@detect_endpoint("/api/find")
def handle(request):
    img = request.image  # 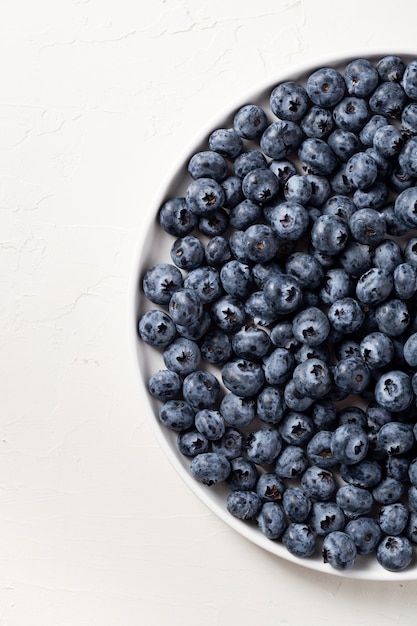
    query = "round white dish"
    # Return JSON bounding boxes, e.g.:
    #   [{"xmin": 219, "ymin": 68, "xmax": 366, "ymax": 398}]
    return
[{"xmin": 129, "ymin": 51, "xmax": 417, "ymax": 580}]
